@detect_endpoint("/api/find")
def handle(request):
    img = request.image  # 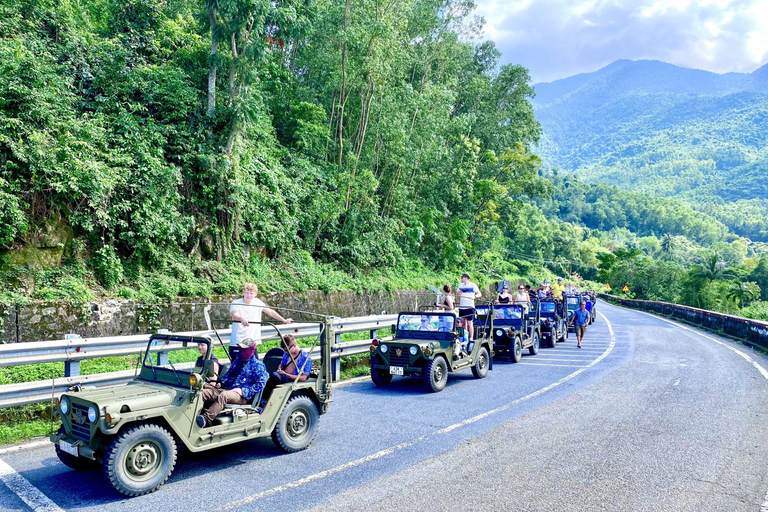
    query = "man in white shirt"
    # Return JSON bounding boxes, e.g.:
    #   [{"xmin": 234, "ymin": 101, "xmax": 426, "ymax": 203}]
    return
[
  {"xmin": 456, "ymin": 273, "xmax": 481, "ymax": 342},
  {"xmin": 230, "ymin": 283, "xmax": 293, "ymax": 360}
]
